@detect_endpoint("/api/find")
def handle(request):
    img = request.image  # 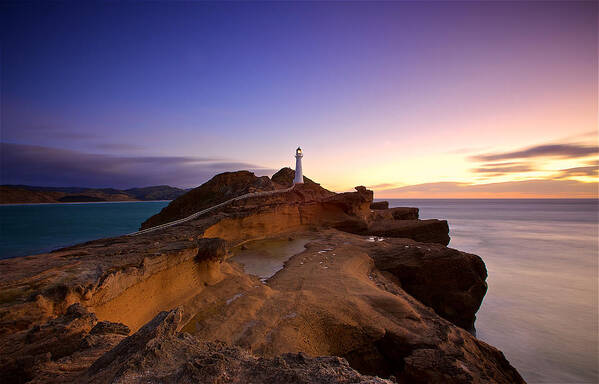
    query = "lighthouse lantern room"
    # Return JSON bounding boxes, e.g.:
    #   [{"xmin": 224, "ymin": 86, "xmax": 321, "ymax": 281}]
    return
[{"xmin": 294, "ymin": 147, "xmax": 304, "ymax": 184}]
